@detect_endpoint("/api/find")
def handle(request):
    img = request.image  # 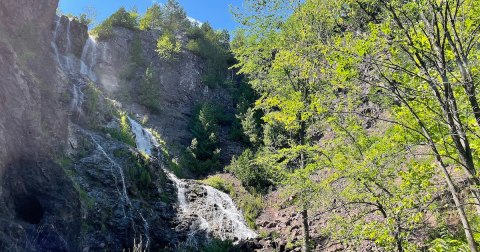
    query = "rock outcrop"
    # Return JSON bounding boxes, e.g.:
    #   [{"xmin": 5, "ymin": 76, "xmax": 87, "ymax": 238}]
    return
[
  {"xmin": 0, "ymin": 1, "xmax": 81, "ymax": 251},
  {"xmin": 0, "ymin": 0, "xmax": 68, "ymax": 176},
  {"xmin": 90, "ymin": 26, "xmax": 234, "ymax": 152},
  {"xmin": 0, "ymin": 1, "xmax": 256, "ymax": 251}
]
